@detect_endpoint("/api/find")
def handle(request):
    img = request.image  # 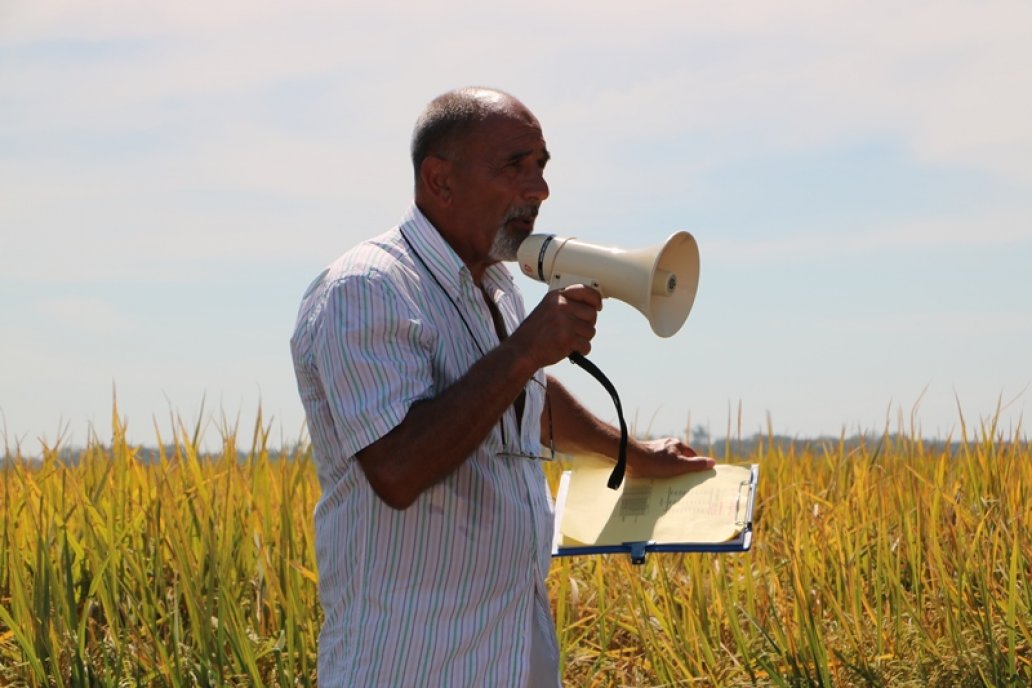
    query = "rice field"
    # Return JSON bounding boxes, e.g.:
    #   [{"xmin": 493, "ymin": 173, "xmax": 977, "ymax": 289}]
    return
[{"xmin": 1, "ymin": 408, "xmax": 1029, "ymax": 686}]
